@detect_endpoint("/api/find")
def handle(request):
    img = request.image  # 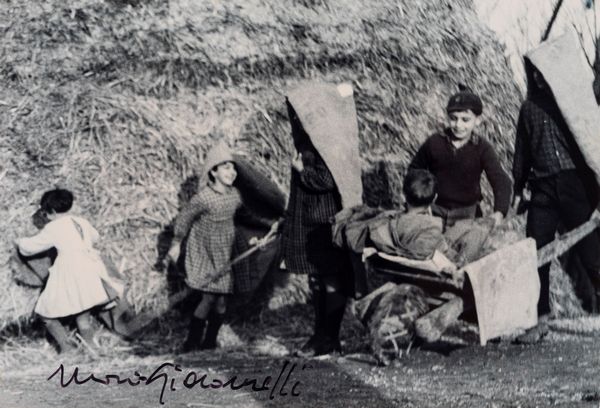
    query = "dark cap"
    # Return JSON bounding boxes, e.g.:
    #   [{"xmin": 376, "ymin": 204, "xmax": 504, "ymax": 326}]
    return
[{"xmin": 446, "ymin": 85, "xmax": 483, "ymax": 116}]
